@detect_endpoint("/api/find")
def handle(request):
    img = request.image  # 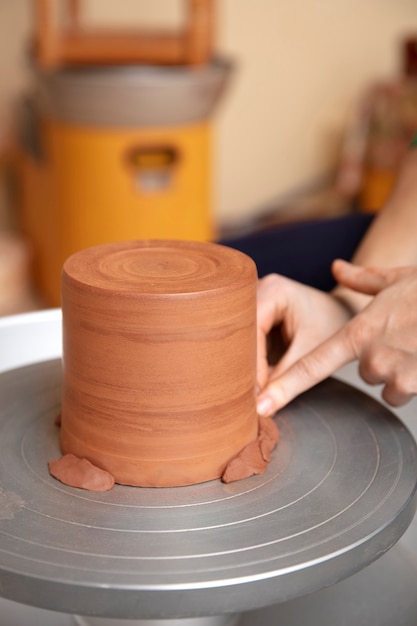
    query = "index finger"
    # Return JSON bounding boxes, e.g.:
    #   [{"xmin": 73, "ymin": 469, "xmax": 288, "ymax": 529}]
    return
[{"xmin": 256, "ymin": 324, "xmax": 358, "ymax": 414}]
